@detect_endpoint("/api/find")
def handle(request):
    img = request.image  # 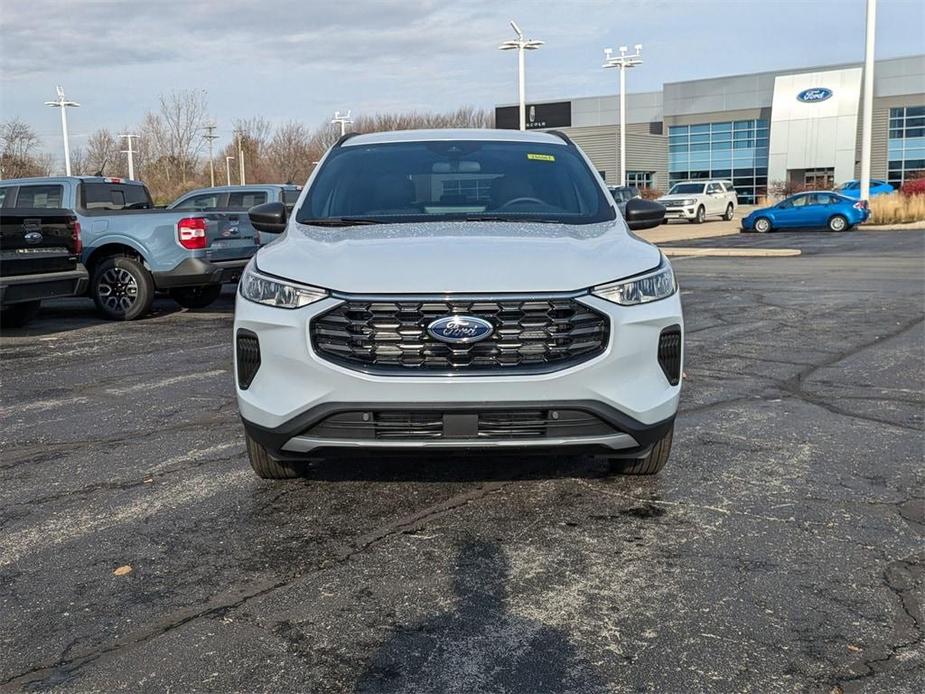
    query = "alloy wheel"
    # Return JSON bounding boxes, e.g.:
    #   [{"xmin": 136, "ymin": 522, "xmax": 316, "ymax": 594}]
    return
[{"xmin": 96, "ymin": 268, "xmax": 139, "ymax": 312}]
